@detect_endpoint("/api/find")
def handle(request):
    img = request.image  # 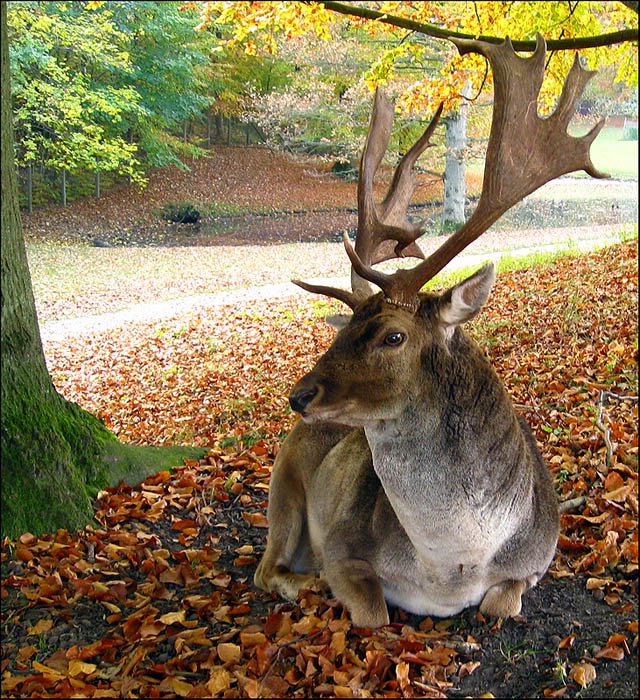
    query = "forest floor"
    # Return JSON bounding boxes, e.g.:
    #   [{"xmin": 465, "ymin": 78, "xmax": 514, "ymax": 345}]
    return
[{"xmin": 2, "ymin": 147, "xmax": 638, "ymax": 698}]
